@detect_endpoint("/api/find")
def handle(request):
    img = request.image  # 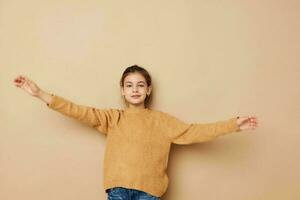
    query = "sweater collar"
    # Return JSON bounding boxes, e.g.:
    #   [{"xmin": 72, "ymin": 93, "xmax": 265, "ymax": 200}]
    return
[{"xmin": 124, "ymin": 106, "xmax": 150, "ymax": 114}]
